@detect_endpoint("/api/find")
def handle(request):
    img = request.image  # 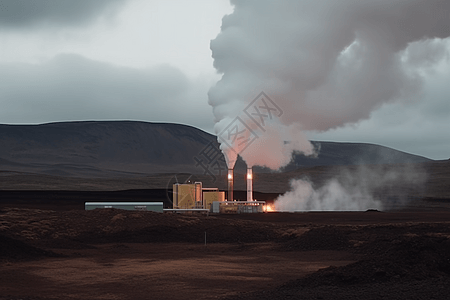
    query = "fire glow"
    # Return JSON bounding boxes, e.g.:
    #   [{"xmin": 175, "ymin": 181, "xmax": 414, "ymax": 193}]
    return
[{"xmin": 264, "ymin": 204, "xmax": 275, "ymax": 212}]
